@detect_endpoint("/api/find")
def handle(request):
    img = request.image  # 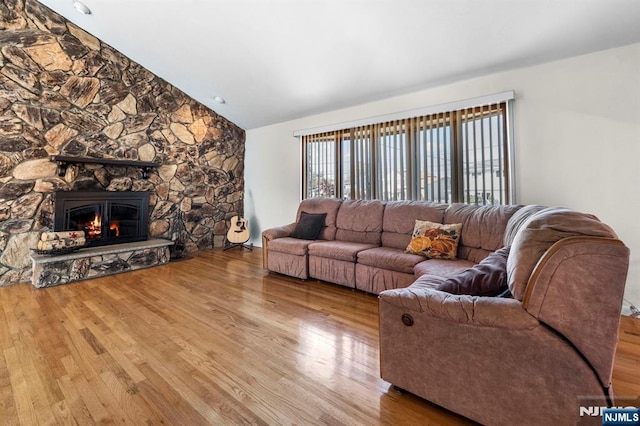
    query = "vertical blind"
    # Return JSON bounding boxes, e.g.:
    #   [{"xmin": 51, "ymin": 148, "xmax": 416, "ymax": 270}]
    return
[
  {"xmin": 301, "ymin": 95, "xmax": 513, "ymax": 205},
  {"xmin": 302, "ymin": 132, "xmax": 337, "ymax": 198}
]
